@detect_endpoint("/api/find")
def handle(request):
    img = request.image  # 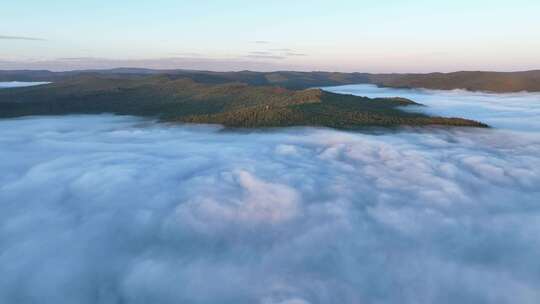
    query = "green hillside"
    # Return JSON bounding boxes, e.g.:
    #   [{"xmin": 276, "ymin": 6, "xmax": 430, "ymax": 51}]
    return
[
  {"xmin": 0, "ymin": 75, "xmax": 487, "ymax": 129},
  {"xmin": 2, "ymin": 69, "xmax": 540, "ymax": 92}
]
